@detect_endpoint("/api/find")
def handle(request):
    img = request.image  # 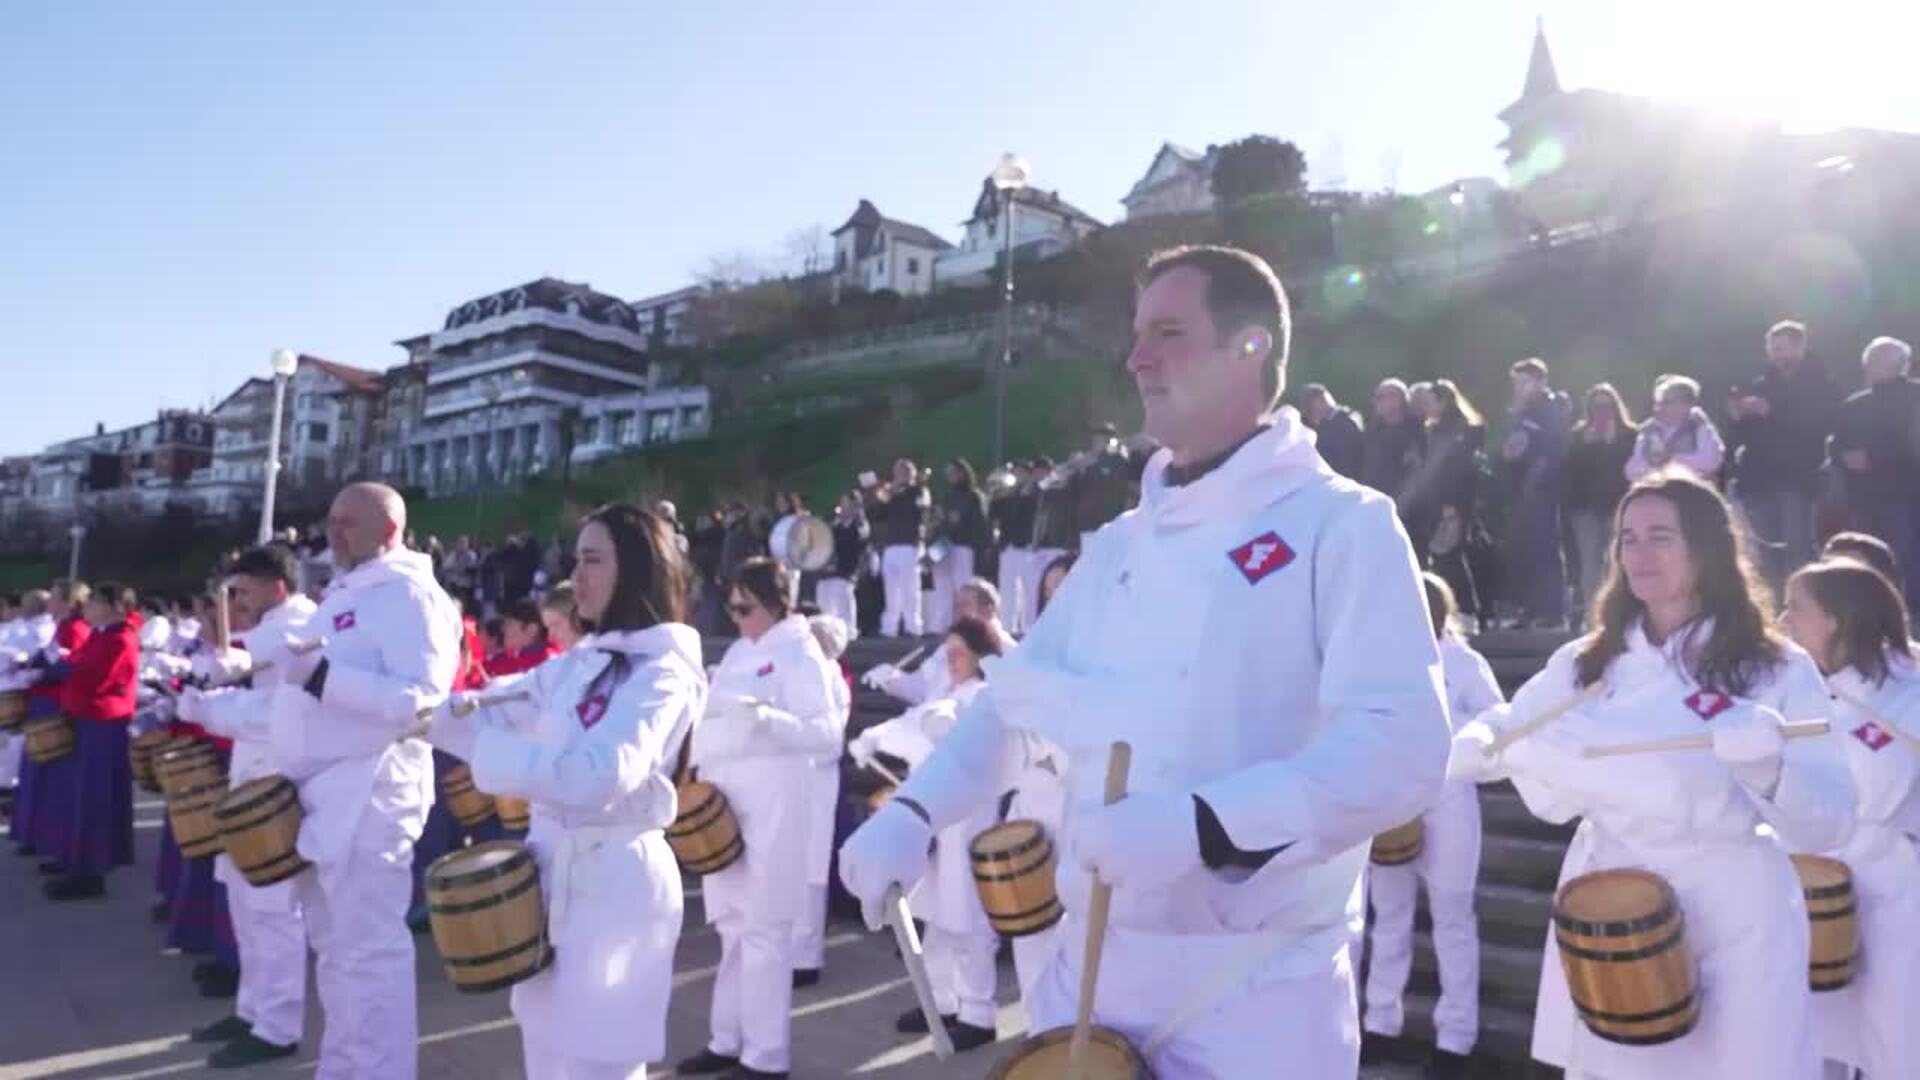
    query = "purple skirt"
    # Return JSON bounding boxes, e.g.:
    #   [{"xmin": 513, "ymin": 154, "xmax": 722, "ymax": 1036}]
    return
[
  {"xmin": 154, "ymin": 814, "xmax": 182, "ymax": 899},
  {"xmin": 7, "ymin": 696, "xmax": 60, "ymax": 852},
  {"xmin": 34, "ymin": 719, "xmax": 134, "ymax": 874},
  {"xmin": 167, "ymin": 849, "xmax": 237, "ymax": 967}
]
